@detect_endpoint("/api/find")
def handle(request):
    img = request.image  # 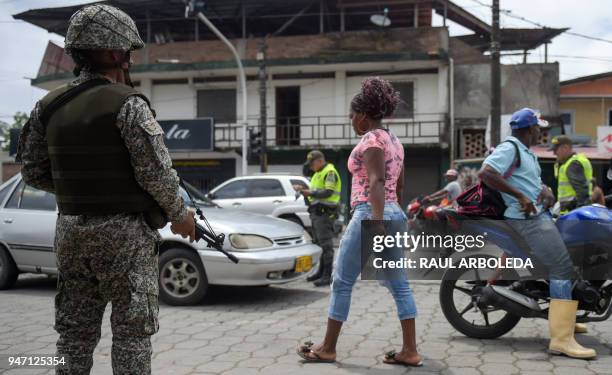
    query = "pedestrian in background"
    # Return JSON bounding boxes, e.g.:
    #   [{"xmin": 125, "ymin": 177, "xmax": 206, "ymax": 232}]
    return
[
  {"xmin": 297, "ymin": 77, "xmax": 422, "ymax": 367},
  {"xmin": 295, "ymin": 150, "xmax": 341, "ymax": 287},
  {"xmin": 551, "ymin": 135, "xmax": 594, "ymax": 214},
  {"xmin": 424, "ymin": 169, "xmax": 462, "ymax": 207},
  {"xmin": 17, "ymin": 4, "xmax": 195, "ymax": 374}
]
